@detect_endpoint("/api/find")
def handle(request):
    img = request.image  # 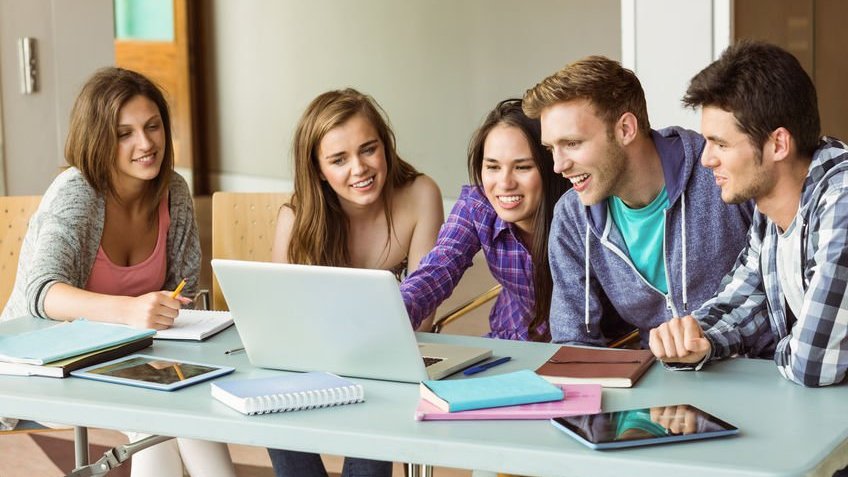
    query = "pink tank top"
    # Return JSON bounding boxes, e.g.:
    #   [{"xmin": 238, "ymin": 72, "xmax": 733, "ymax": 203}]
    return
[{"xmin": 85, "ymin": 194, "xmax": 170, "ymax": 297}]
